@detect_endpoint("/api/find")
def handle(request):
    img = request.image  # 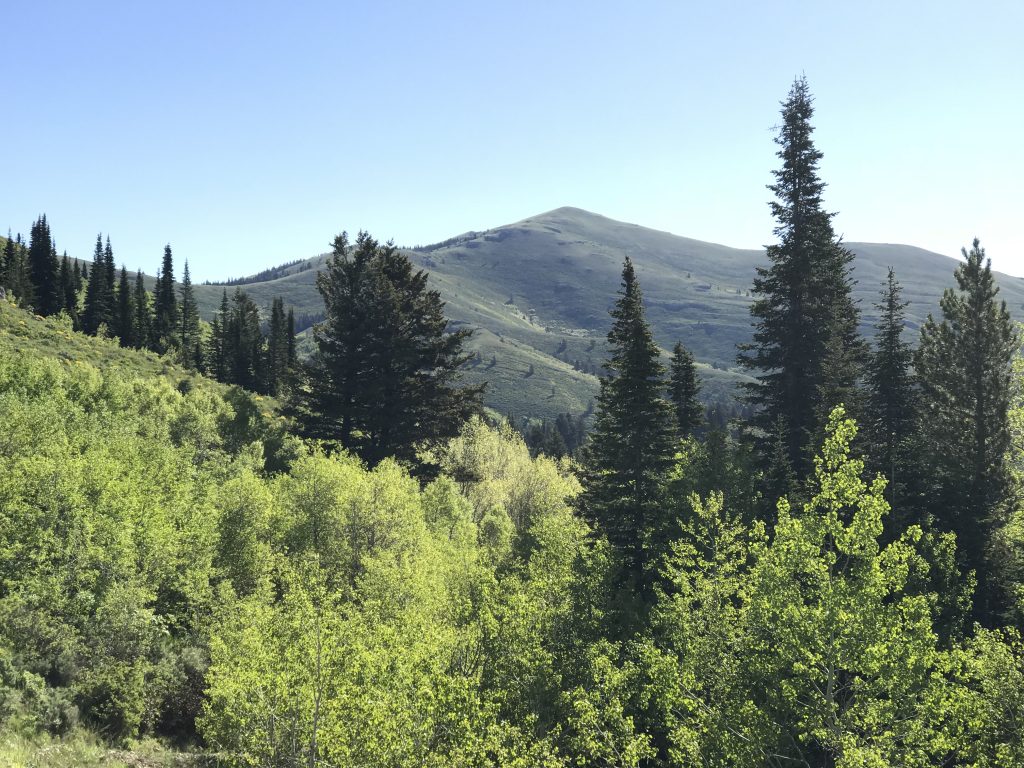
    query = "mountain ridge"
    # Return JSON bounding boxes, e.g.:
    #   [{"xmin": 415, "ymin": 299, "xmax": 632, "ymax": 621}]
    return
[{"xmin": 182, "ymin": 207, "xmax": 1024, "ymax": 422}]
